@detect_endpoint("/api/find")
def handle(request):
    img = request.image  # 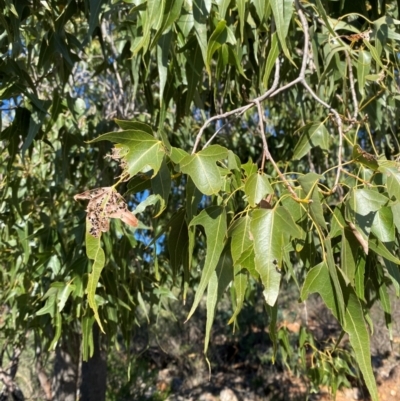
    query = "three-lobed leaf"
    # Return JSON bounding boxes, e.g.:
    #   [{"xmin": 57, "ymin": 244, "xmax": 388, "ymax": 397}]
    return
[
  {"xmin": 250, "ymin": 206, "xmax": 300, "ymax": 306},
  {"xmin": 187, "ymin": 206, "xmax": 227, "ymax": 320},
  {"xmin": 180, "ymin": 145, "xmax": 228, "ymax": 195}
]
